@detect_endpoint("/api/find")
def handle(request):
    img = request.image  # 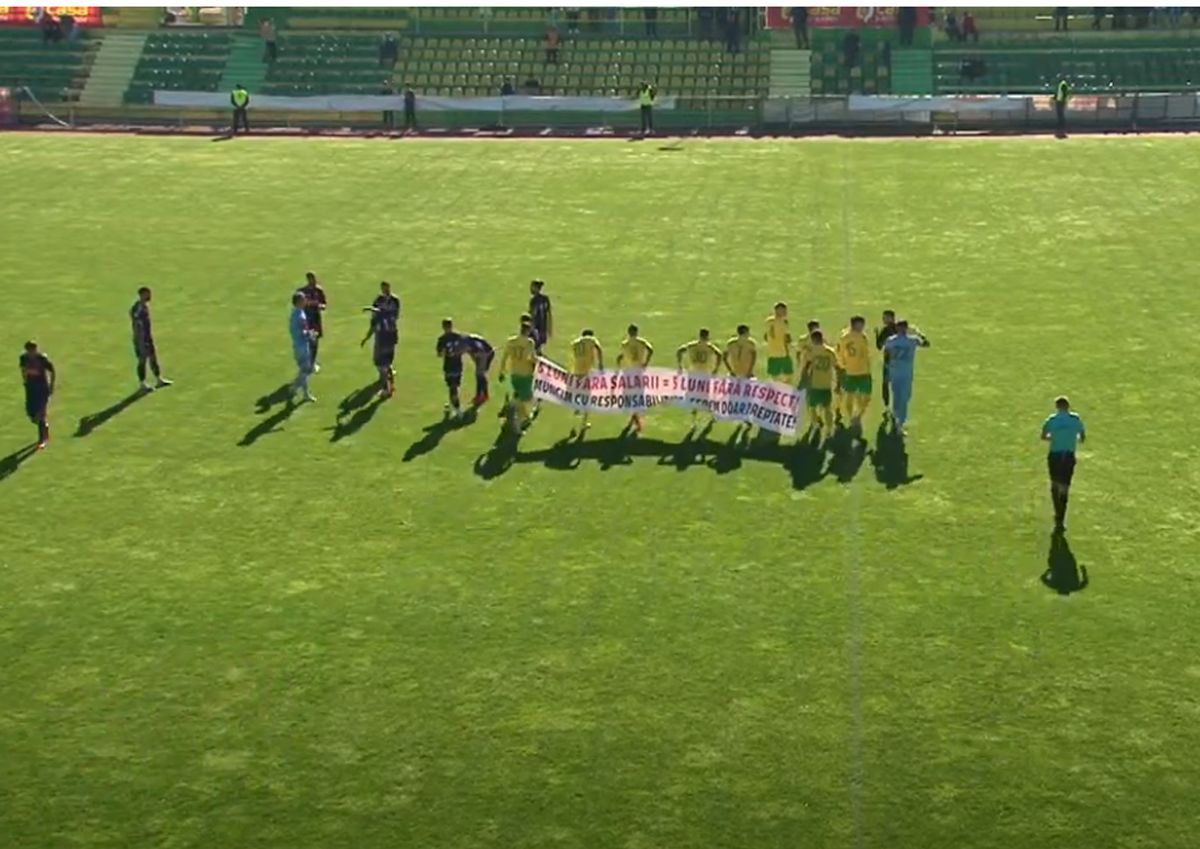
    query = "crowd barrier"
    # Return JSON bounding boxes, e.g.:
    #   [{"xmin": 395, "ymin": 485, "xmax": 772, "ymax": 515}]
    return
[{"xmin": 10, "ymin": 91, "xmax": 1200, "ymax": 135}]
